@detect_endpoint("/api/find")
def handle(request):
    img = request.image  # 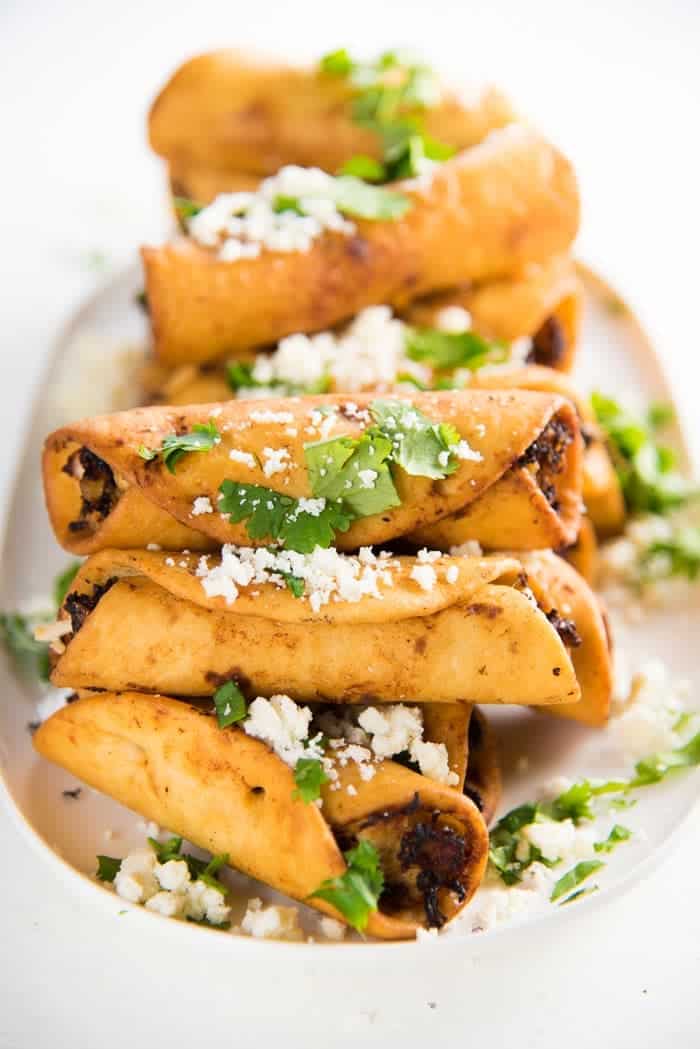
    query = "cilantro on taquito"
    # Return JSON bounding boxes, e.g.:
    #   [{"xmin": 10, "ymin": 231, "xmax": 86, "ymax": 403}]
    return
[
  {"xmin": 47, "ymin": 548, "xmax": 581, "ymax": 707},
  {"xmin": 142, "ymin": 126, "xmax": 579, "ymax": 364},
  {"xmin": 148, "ymin": 50, "xmax": 516, "ymax": 192},
  {"xmin": 43, "ymin": 390, "xmax": 583, "ymax": 555},
  {"xmin": 33, "ymin": 691, "xmax": 489, "ymax": 938}
]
